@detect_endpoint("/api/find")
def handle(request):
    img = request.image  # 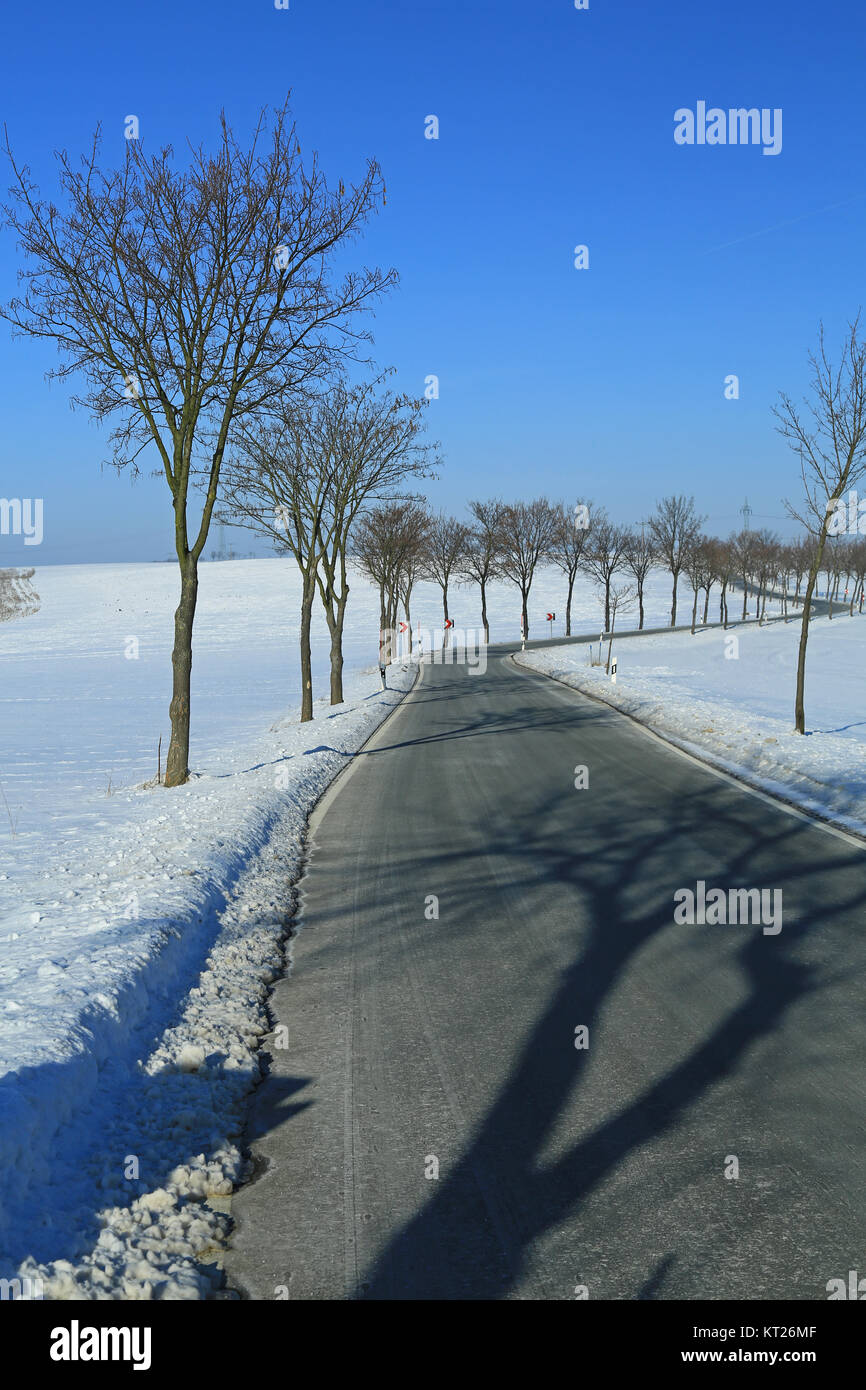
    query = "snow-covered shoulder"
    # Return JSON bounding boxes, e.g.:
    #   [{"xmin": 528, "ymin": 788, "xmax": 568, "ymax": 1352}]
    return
[{"xmin": 0, "ymin": 661, "xmax": 414, "ymax": 1300}]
